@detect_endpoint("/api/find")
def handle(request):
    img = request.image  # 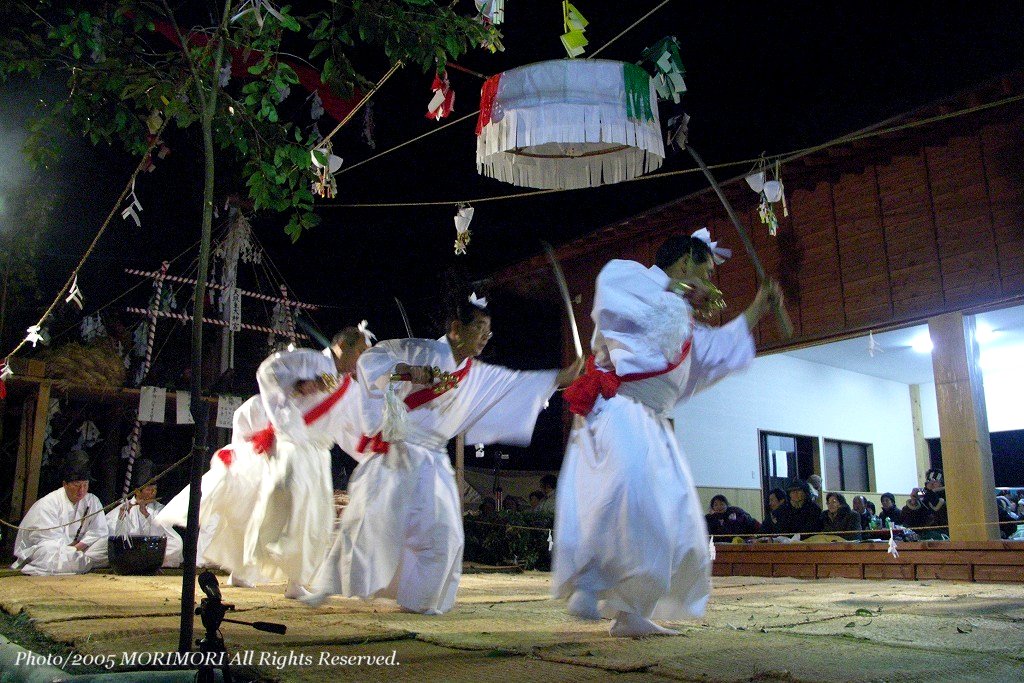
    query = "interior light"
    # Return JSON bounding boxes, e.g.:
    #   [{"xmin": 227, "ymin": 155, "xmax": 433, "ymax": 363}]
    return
[
  {"xmin": 910, "ymin": 334, "xmax": 933, "ymax": 354},
  {"xmin": 975, "ymin": 322, "xmax": 998, "ymax": 344}
]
